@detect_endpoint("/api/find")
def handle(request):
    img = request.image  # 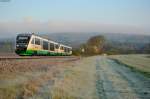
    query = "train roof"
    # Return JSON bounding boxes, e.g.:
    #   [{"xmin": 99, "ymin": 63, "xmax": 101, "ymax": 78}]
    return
[
  {"xmin": 17, "ymin": 33, "xmax": 72, "ymax": 48},
  {"xmin": 17, "ymin": 33, "xmax": 32, "ymax": 36}
]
